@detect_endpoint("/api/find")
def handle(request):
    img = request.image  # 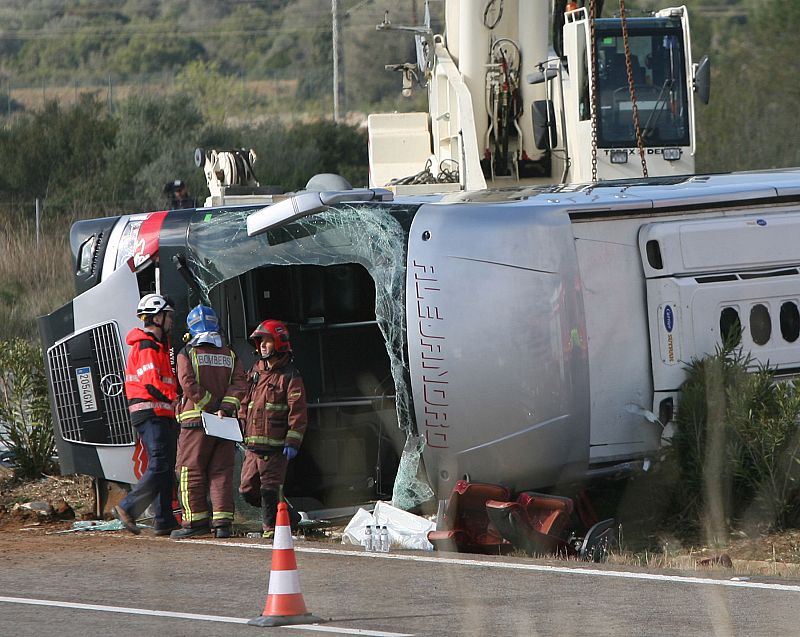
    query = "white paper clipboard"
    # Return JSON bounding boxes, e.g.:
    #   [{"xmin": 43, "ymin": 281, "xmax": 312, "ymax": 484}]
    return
[{"xmin": 201, "ymin": 412, "xmax": 243, "ymax": 442}]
